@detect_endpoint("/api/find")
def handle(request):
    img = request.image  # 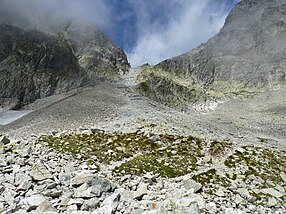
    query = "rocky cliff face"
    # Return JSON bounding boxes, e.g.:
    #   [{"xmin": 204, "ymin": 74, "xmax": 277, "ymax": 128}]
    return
[
  {"xmin": 0, "ymin": 7, "xmax": 130, "ymax": 109},
  {"xmin": 137, "ymin": 0, "xmax": 286, "ymax": 109},
  {"xmin": 0, "ymin": 24, "xmax": 86, "ymax": 109},
  {"xmin": 62, "ymin": 22, "xmax": 130, "ymax": 81},
  {"xmin": 0, "ymin": 23, "xmax": 129, "ymax": 108}
]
